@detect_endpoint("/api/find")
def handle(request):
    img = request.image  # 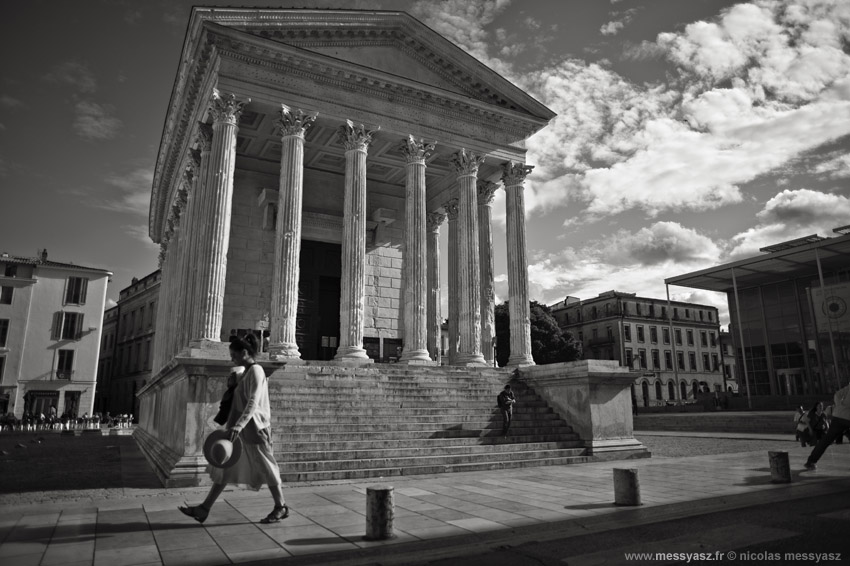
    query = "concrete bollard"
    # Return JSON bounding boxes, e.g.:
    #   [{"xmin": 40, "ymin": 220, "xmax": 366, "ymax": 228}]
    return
[
  {"xmin": 613, "ymin": 468, "xmax": 642, "ymax": 506},
  {"xmin": 768, "ymin": 451, "xmax": 791, "ymax": 483},
  {"xmin": 364, "ymin": 486, "xmax": 396, "ymax": 540}
]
